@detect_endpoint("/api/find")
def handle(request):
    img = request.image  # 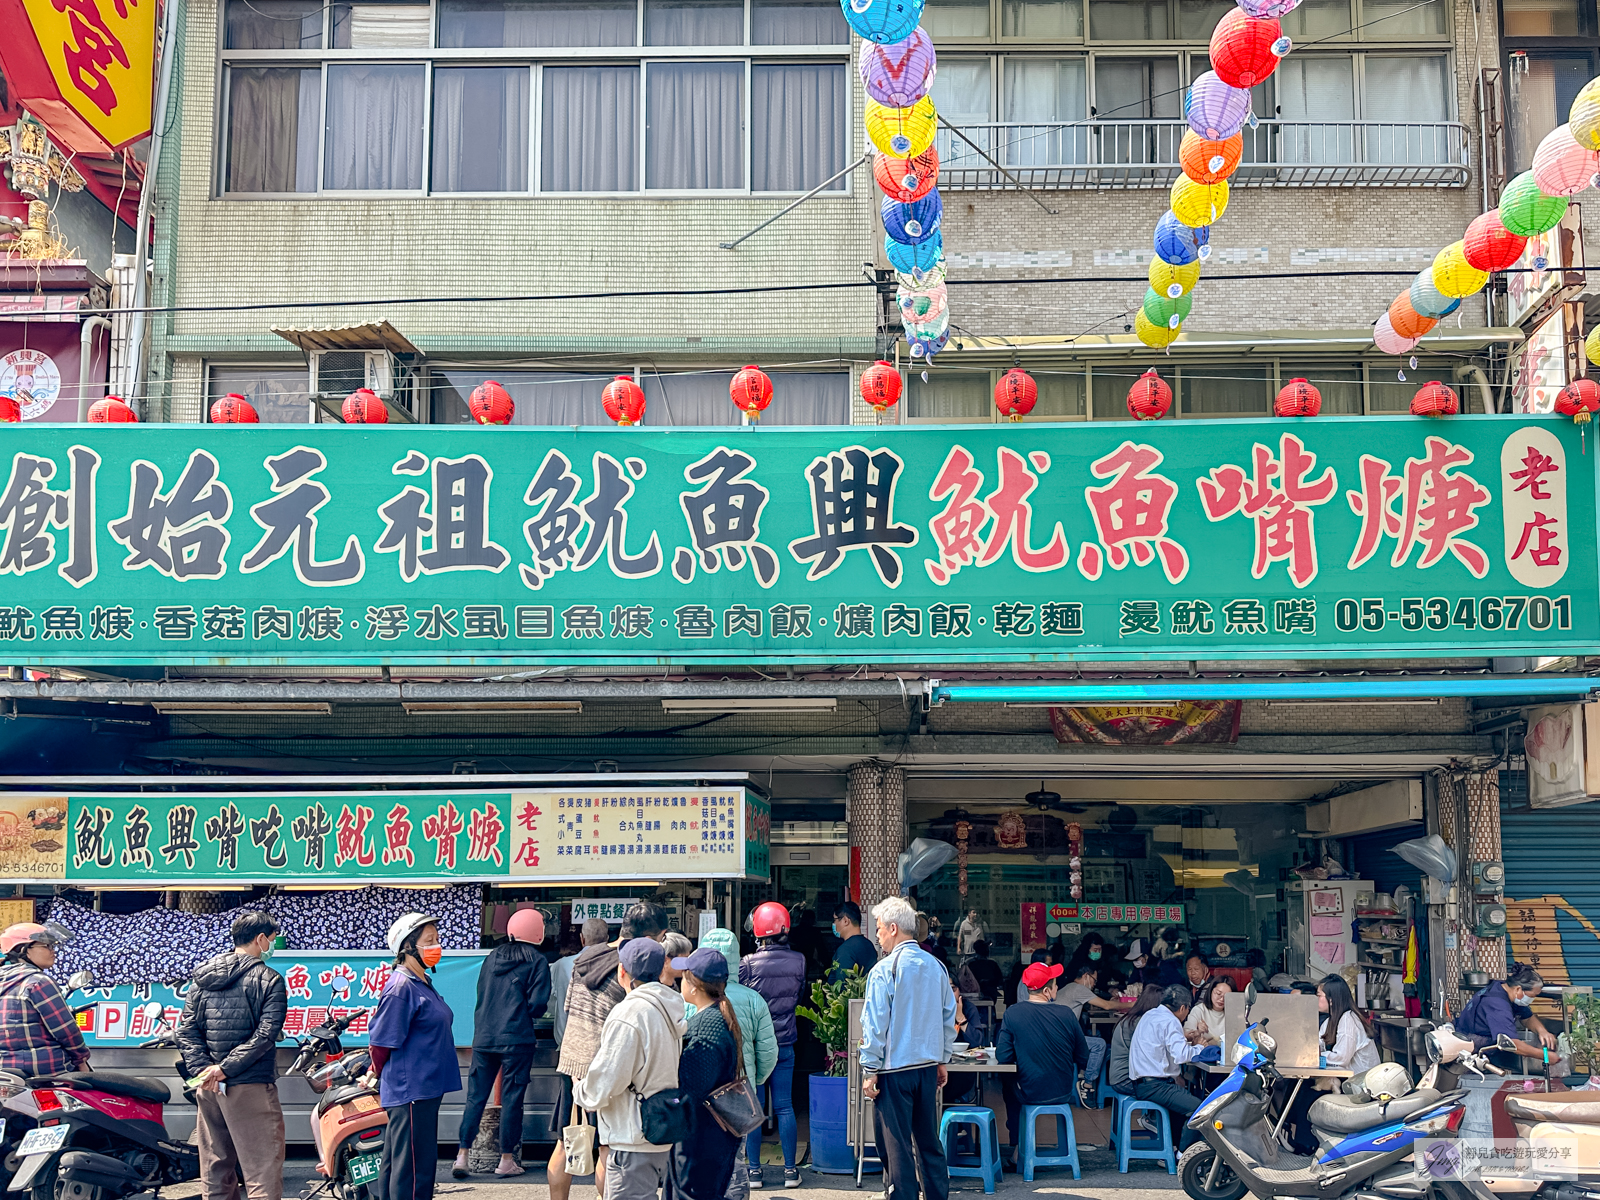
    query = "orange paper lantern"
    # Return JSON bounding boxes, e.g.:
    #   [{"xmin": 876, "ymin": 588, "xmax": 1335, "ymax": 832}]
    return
[
  {"xmin": 1179, "ymin": 131, "xmax": 1243, "ymax": 185},
  {"xmin": 1387, "ymin": 292, "xmax": 1438, "ymax": 342}
]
